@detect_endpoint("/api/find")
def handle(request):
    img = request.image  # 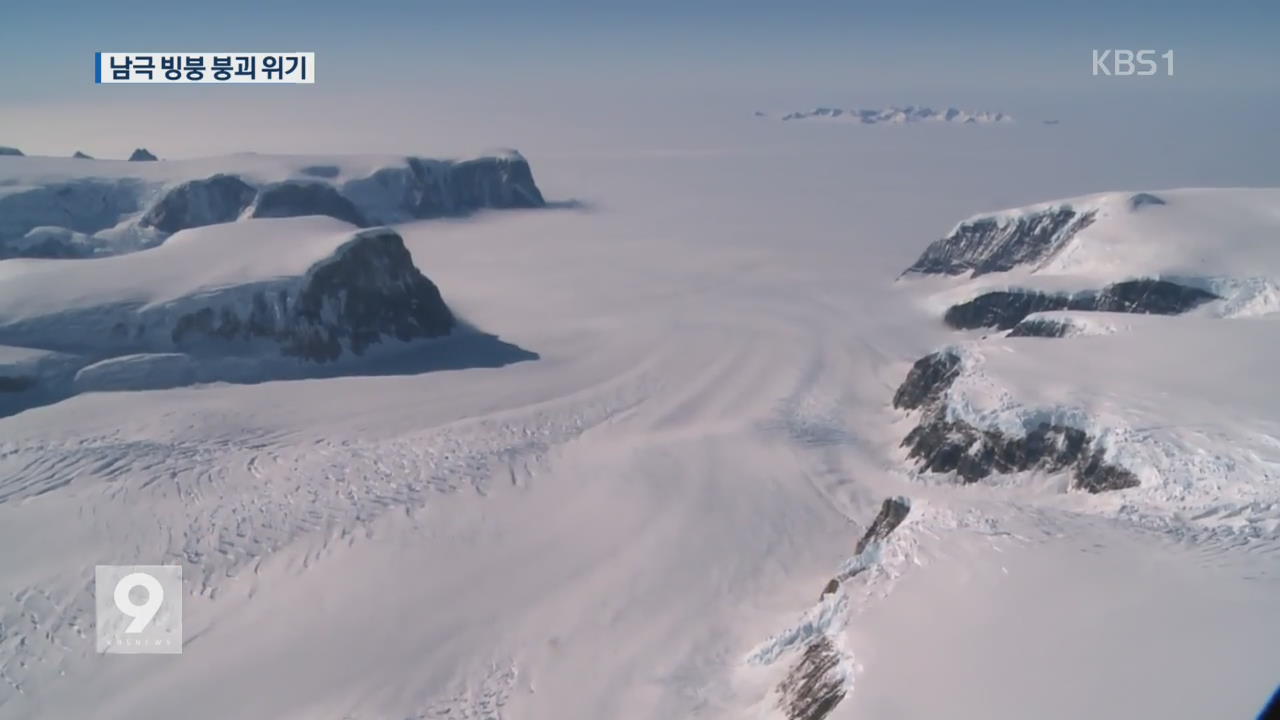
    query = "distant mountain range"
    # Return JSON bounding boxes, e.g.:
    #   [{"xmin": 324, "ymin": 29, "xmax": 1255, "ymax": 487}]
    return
[{"xmin": 759, "ymin": 106, "xmax": 1014, "ymax": 124}]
